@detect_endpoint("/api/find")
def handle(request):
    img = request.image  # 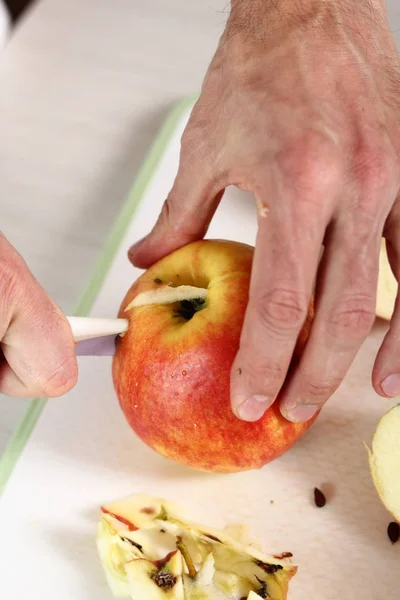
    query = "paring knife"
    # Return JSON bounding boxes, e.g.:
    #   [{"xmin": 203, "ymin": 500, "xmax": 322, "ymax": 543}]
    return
[{"xmin": 67, "ymin": 316, "xmax": 129, "ymax": 356}]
